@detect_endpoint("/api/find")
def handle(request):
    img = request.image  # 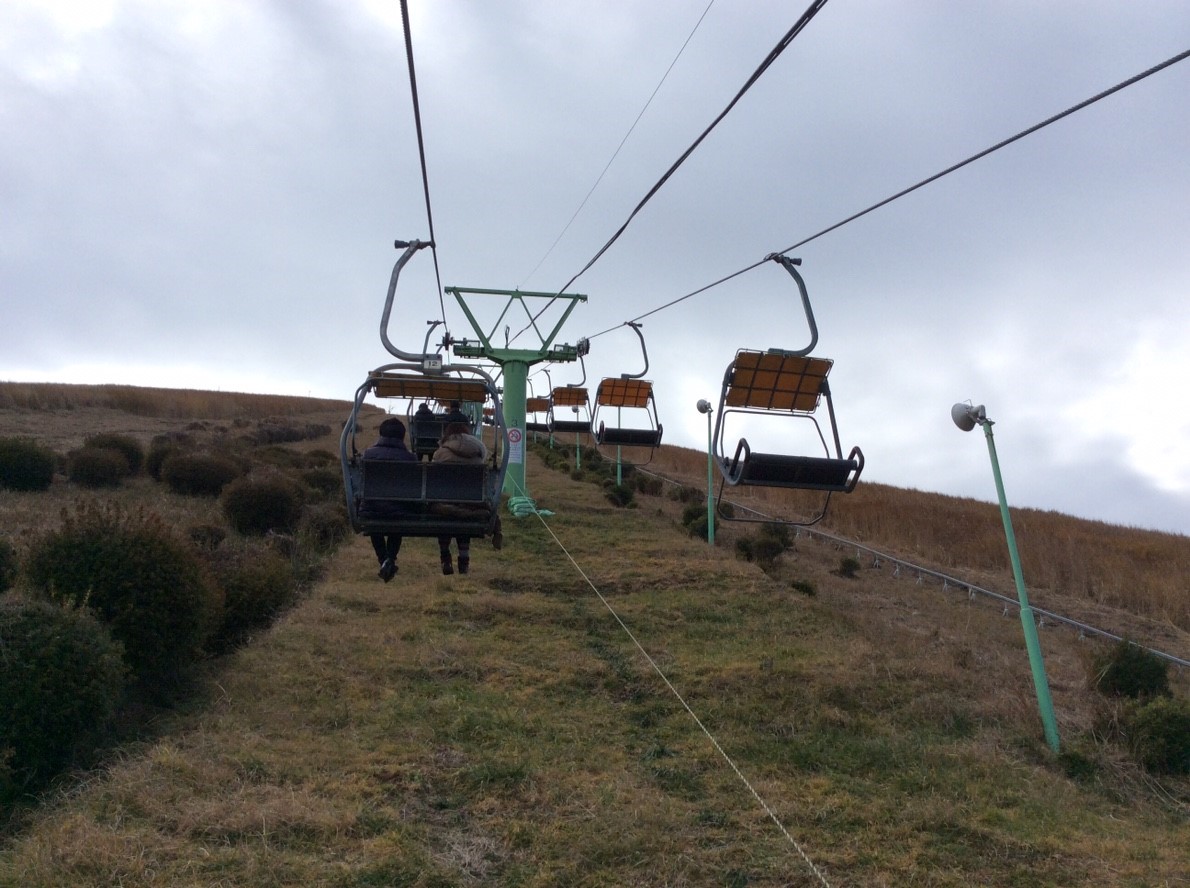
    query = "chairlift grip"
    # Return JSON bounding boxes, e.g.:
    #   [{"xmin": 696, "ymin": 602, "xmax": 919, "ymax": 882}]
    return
[
  {"xmin": 619, "ymin": 321, "xmax": 650, "ymax": 380},
  {"xmin": 380, "ymin": 240, "xmax": 443, "ymax": 363},
  {"xmin": 767, "ymin": 254, "xmax": 818, "ymax": 357}
]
